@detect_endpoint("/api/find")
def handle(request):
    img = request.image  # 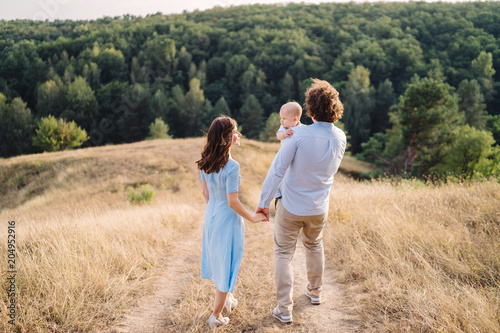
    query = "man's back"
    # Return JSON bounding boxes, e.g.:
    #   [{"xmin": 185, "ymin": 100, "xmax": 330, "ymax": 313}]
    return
[{"xmin": 259, "ymin": 121, "xmax": 346, "ymax": 216}]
